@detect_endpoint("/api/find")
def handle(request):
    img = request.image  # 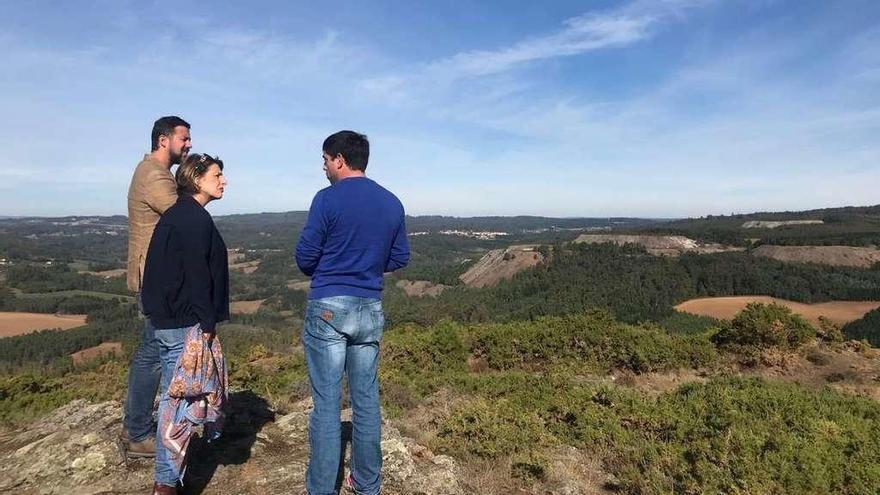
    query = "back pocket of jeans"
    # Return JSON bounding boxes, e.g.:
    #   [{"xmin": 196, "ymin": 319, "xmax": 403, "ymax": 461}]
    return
[{"xmin": 308, "ymin": 301, "xmax": 349, "ymax": 333}]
